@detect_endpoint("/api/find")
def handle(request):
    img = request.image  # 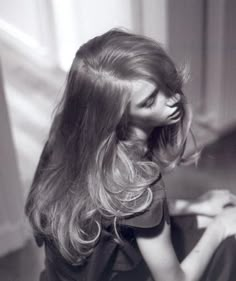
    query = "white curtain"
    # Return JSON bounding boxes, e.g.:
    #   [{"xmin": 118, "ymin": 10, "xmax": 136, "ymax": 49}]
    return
[{"xmin": 0, "ymin": 62, "xmax": 29, "ymax": 256}]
